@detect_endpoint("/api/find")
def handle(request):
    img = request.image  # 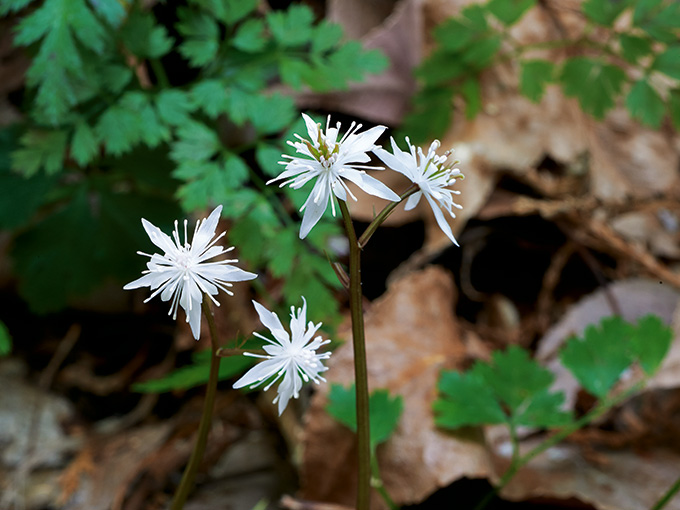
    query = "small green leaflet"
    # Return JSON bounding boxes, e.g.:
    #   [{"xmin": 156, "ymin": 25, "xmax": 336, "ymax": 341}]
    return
[
  {"xmin": 326, "ymin": 384, "xmax": 403, "ymax": 450},
  {"xmin": 233, "ymin": 18, "xmax": 267, "ymax": 53},
  {"xmin": 12, "ymin": 129, "xmax": 68, "ymax": 176},
  {"xmin": 626, "ymin": 79, "xmax": 665, "ymax": 128},
  {"xmin": 618, "ymin": 34, "xmax": 653, "ymax": 64},
  {"xmin": 177, "ymin": 8, "xmax": 220, "ymax": 67},
  {"xmin": 520, "ymin": 60, "xmax": 554, "ymax": 102},
  {"xmin": 559, "ymin": 315, "xmax": 672, "ymax": 398},
  {"xmin": 120, "ymin": 9, "xmax": 174, "ymax": 58},
  {"xmin": 266, "ymin": 4, "xmax": 314, "ymax": 47},
  {"xmin": 633, "ymin": 0, "xmax": 680, "ymax": 43},
  {"xmin": 582, "ymin": 0, "xmax": 629, "ymax": 25},
  {"xmin": 630, "ymin": 315, "xmax": 673, "ymax": 375},
  {"xmin": 560, "ymin": 57, "xmax": 626, "ymax": 119},
  {"xmin": 0, "ymin": 321, "xmax": 11, "ymax": 356},
  {"xmin": 651, "ymin": 46, "xmax": 680, "ymax": 80},
  {"xmin": 434, "ymin": 346, "xmax": 572, "ymax": 430},
  {"xmin": 487, "ymin": 0, "xmax": 536, "ymax": 26}
]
